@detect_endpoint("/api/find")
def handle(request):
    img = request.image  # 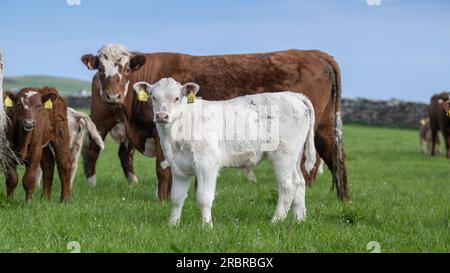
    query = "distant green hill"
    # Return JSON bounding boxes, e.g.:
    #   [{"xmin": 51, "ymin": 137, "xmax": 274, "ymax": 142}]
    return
[{"xmin": 3, "ymin": 76, "xmax": 91, "ymax": 96}]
